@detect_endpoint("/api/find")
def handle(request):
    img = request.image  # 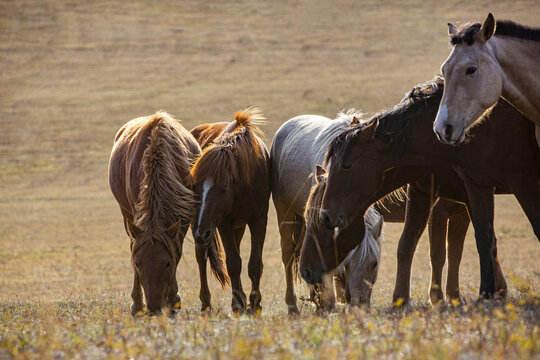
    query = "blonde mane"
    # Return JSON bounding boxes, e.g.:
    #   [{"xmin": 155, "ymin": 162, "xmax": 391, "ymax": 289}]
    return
[
  {"xmin": 133, "ymin": 111, "xmax": 197, "ymax": 260},
  {"xmin": 190, "ymin": 107, "xmax": 265, "ymax": 188},
  {"xmin": 338, "ymin": 207, "xmax": 383, "ymax": 274}
]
